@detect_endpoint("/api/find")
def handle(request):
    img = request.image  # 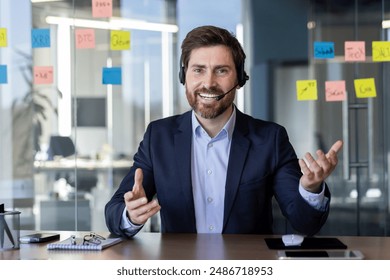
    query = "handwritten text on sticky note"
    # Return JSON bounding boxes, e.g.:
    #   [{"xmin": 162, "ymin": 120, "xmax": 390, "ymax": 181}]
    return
[
  {"xmin": 75, "ymin": 29, "xmax": 95, "ymax": 49},
  {"xmin": 92, "ymin": 0, "xmax": 112, "ymax": 18},
  {"xmin": 296, "ymin": 80, "xmax": 318, "ymax": 101},
  {"xmin": 372, "ymin": 41, "xmax": 390, "ymax": 62},
  {"xmin": 110, "ymin": 30, "xmax": 131, "ymax": 50},
  {"xmin": 345, "ymin": 41, "xmax": 365, "ymax": 62},
  {"xmin": 0, "ymin": 65, "xmax": 7, "ymax": 84},
  {"xmin": 0, "ymin": 28, "xmax": 7, "ymax": 47},
  {"xmin": 32, "ymin": 29, "xmax": 51, "ymax": 48},
  {"xmin": 102, "ymin": 67, "xmax": 122, "ymax": 85},
  {"xmin": 325, "ymin": 80, "xmax": 346, "ymax": 101},
  {"xmin": 34, "ymin": 66, "xmax": 54, "ymax": 85},
  {"xmin": 314, "ymin": 42, "xmax": 335, "ymax": 59},
  {"xmin": 354, "ymin": 78, "xmax": 377, "ymax": 98}
]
